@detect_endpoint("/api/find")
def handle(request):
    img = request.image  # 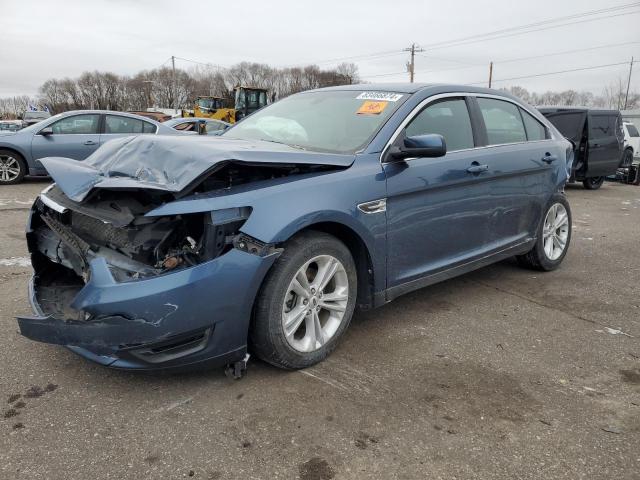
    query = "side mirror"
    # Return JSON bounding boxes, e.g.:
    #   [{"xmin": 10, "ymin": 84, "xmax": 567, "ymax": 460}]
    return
[
  {"xmin": 197, "ymin": 122, "xmax": 207, "ymax": 135},
  {"xmin": 39, "ymin": 127, "xmax": 54, "ymax": 136},
  {"xmin": 387, "ymin": 134, "xmax": 446, "ymax": 161}
]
